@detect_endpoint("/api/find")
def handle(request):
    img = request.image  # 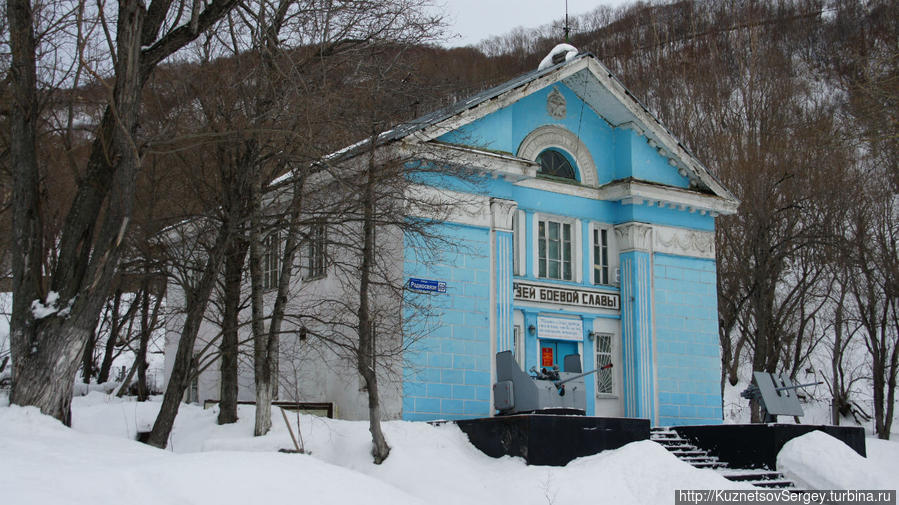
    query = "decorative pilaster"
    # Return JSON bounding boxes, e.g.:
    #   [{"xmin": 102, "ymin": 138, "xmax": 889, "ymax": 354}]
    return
[
  {"xmin": 614, "ymin": 223, "xmax": 655, "ymax": 421},
  {"xmin": 491, "ymin": 199, "xmax": 517, "ymax": 354}
]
